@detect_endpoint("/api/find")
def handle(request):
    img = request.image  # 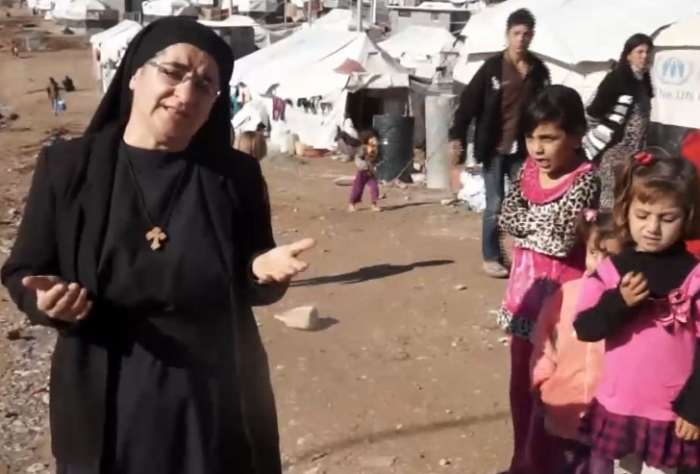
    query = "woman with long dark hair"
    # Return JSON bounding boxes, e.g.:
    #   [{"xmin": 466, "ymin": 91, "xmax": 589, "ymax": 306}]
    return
[
  {"xmin": 583, "ymin": 33, "xmax": 654, "ymax": 208},
  {"xmin": 1, "ymin": 17, "xmax": 315, "ymax": 474}
]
